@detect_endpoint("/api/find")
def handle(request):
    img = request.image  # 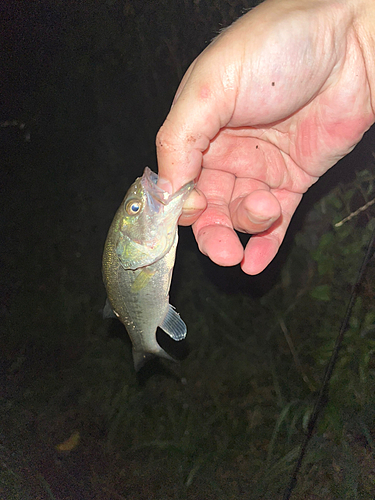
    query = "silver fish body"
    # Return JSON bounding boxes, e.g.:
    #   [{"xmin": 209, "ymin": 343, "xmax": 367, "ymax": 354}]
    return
[{"xmin": 102, "ymin": 167, "xmax": 193, "ymax": 371}]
